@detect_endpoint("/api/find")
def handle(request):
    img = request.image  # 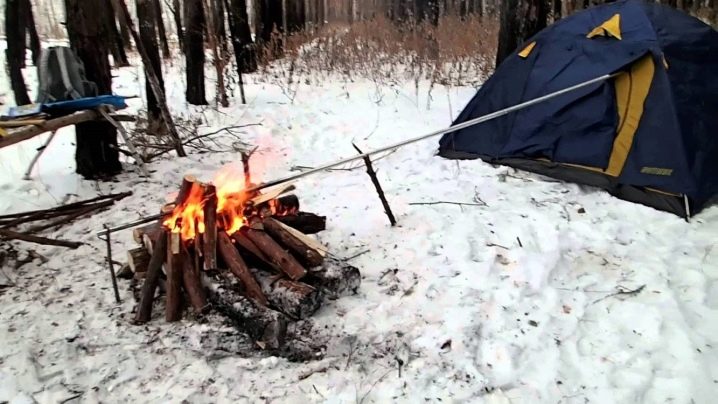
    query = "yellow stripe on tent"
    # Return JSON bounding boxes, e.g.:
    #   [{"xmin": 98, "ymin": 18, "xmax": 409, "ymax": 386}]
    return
[
  {"xmin": 605, "ymin": 54, "xmax": 655, "ymax": 177},
  {"xmin": 587, "ymin": 14, "xmax": 622, "ymax": 40},
  {"xmin": 518, "ymin": 41, "xmax": 537, "ymax": 58}
]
